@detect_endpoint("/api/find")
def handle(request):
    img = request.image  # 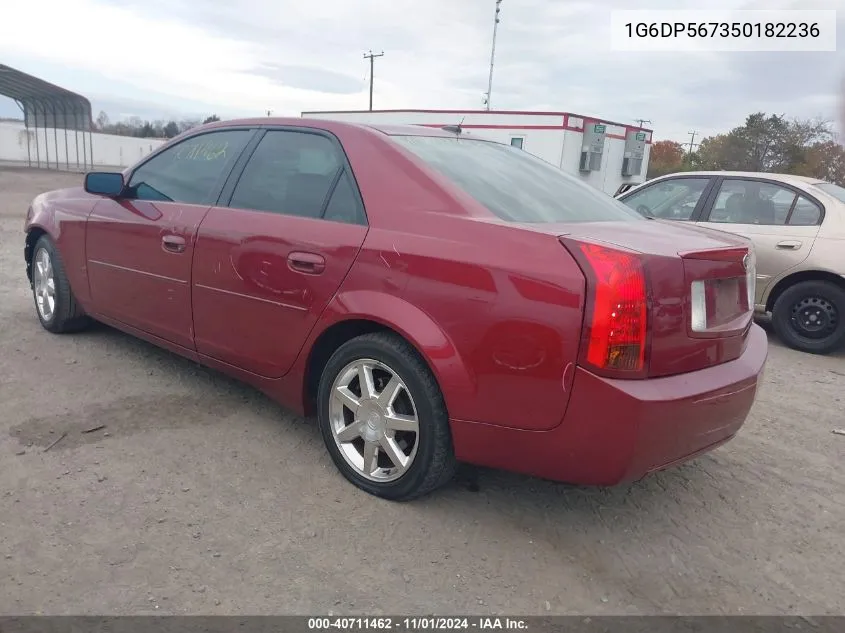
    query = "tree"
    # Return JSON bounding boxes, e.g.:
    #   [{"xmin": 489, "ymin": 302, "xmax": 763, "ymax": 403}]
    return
[
  {"xmin": 681, "ymin": 150, "xmax": 702, "ymax": 172},
  {"xmin": 203, "ymin": 115, "xmax": 221, "ymax": 124},
  {"xmin": 139, "ymin": 122, "xmax": 155, "ymax": 138},
  {"xmin": 794, "ymin": 141, "xmax": 845, "ymax": 186},
  {"xmin": 692, "ymin": 113, "xmax": 835, "ymax": 174},
  {"xmin": 179, "ymin": 119, "xmax": 201, "ymax": 133},
  {"xmin": 697, "ymin": 134, "xmax": 743, "ymax": 170},
  {"xmin": 95, "ymin": 110, "xmax": 110, "ymax": 131},
  {"xmin": 647, "ymin": 140, "xmax": 685, "ymax": 178},
  {"xmin": 163, "ymin": 121, "xmax": 180, "ymax": 138}
]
